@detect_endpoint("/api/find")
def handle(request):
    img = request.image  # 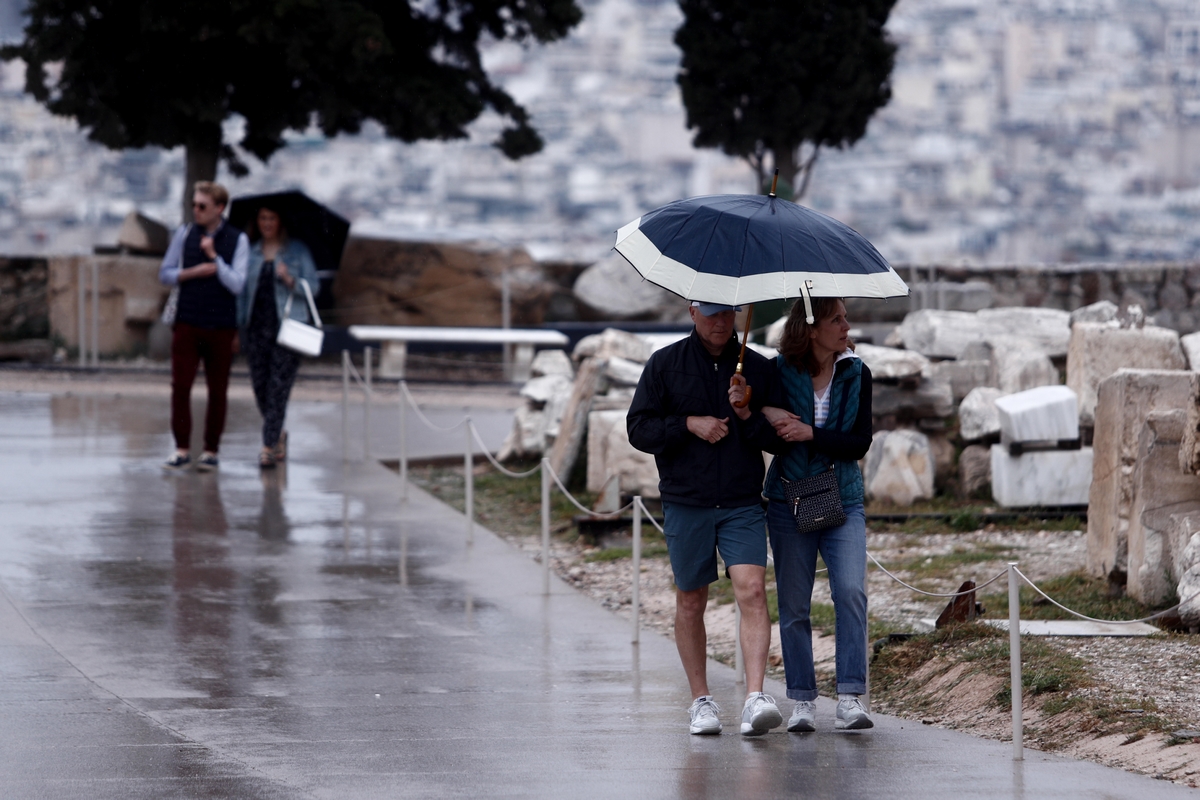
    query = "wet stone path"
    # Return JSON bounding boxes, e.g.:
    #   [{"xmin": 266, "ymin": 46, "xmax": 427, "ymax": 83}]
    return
[{"xmin": 1, "ymin": 391, "xmax": 1196, "ymax": 799}]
